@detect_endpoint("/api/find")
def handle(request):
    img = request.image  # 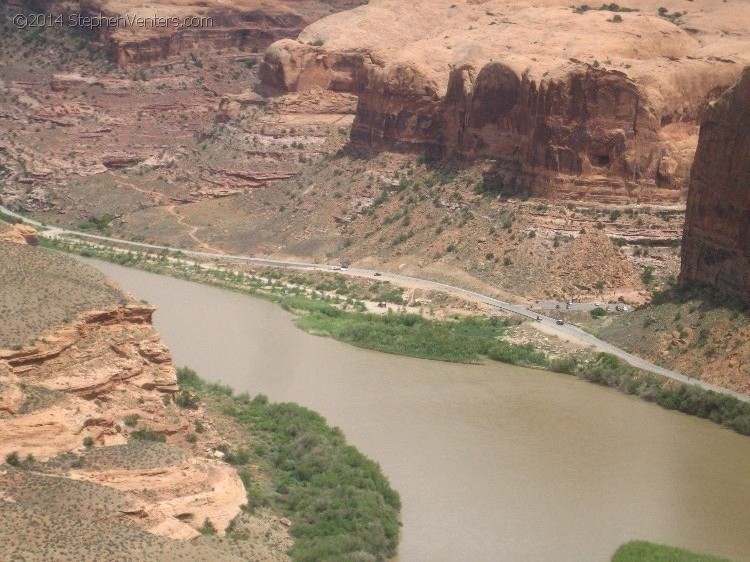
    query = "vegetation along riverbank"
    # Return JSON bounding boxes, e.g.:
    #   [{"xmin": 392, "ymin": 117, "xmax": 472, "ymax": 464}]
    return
[
  {"xmin": 176, "ymin": 367, "xmax": 401, "ymax": 562},
  {"xmin": 40, "ymin": 235, "xmax": 750, "ymax": 436}
]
